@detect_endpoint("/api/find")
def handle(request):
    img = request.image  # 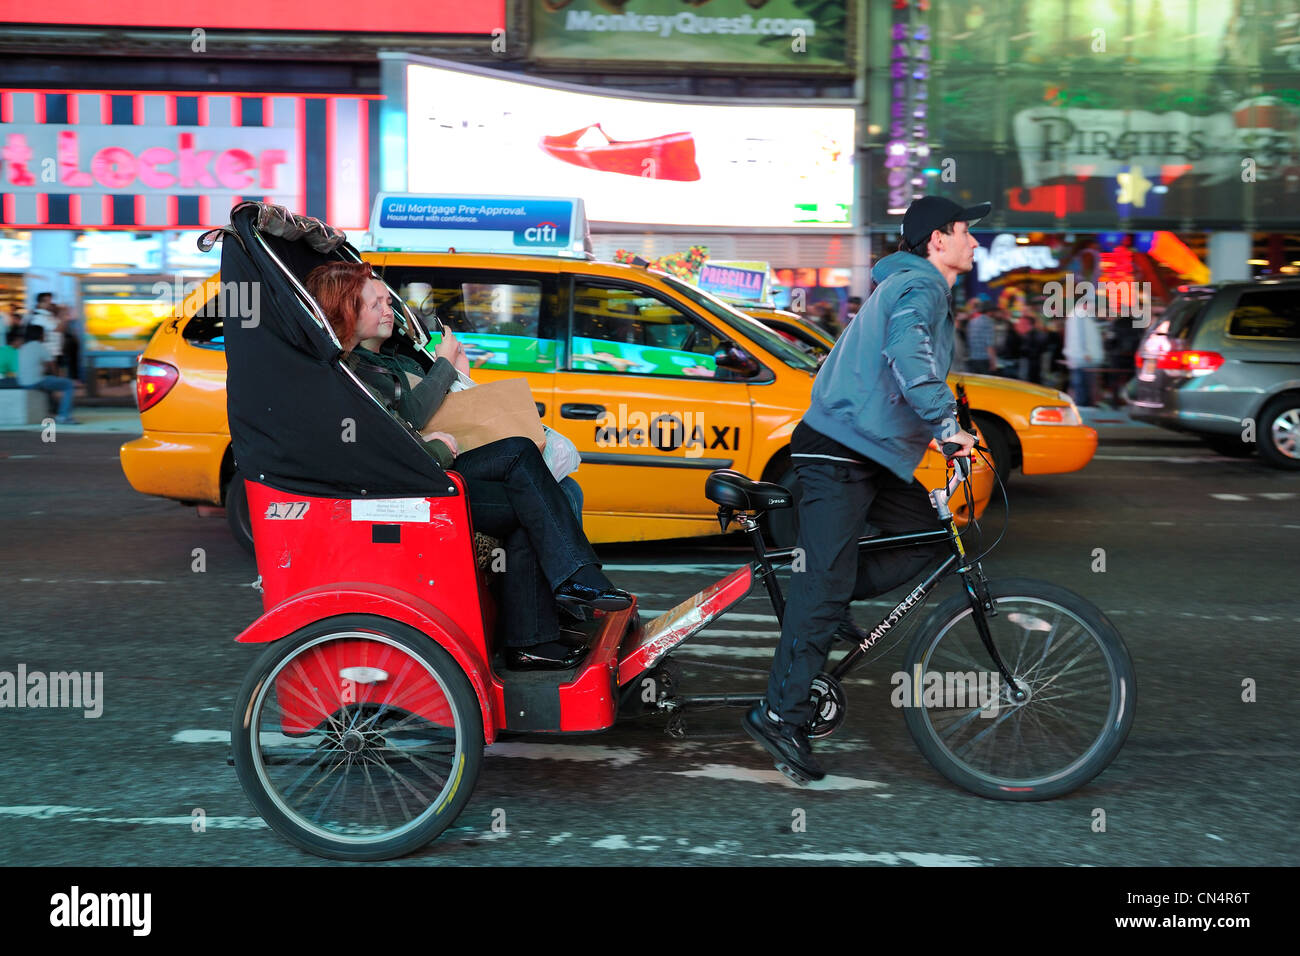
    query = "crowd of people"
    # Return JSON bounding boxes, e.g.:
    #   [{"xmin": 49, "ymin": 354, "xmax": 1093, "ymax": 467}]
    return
[
  {"xmin": 794, "ymin": 286, "xmax": 1151, "ymax": 411},
  {"xmin": 0, "ymin": 292, "xmax": 82, "ymax": 423},
  {"xmin": 950, "ymin": 294, "xmax": 1150, "ymax": 408}
]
